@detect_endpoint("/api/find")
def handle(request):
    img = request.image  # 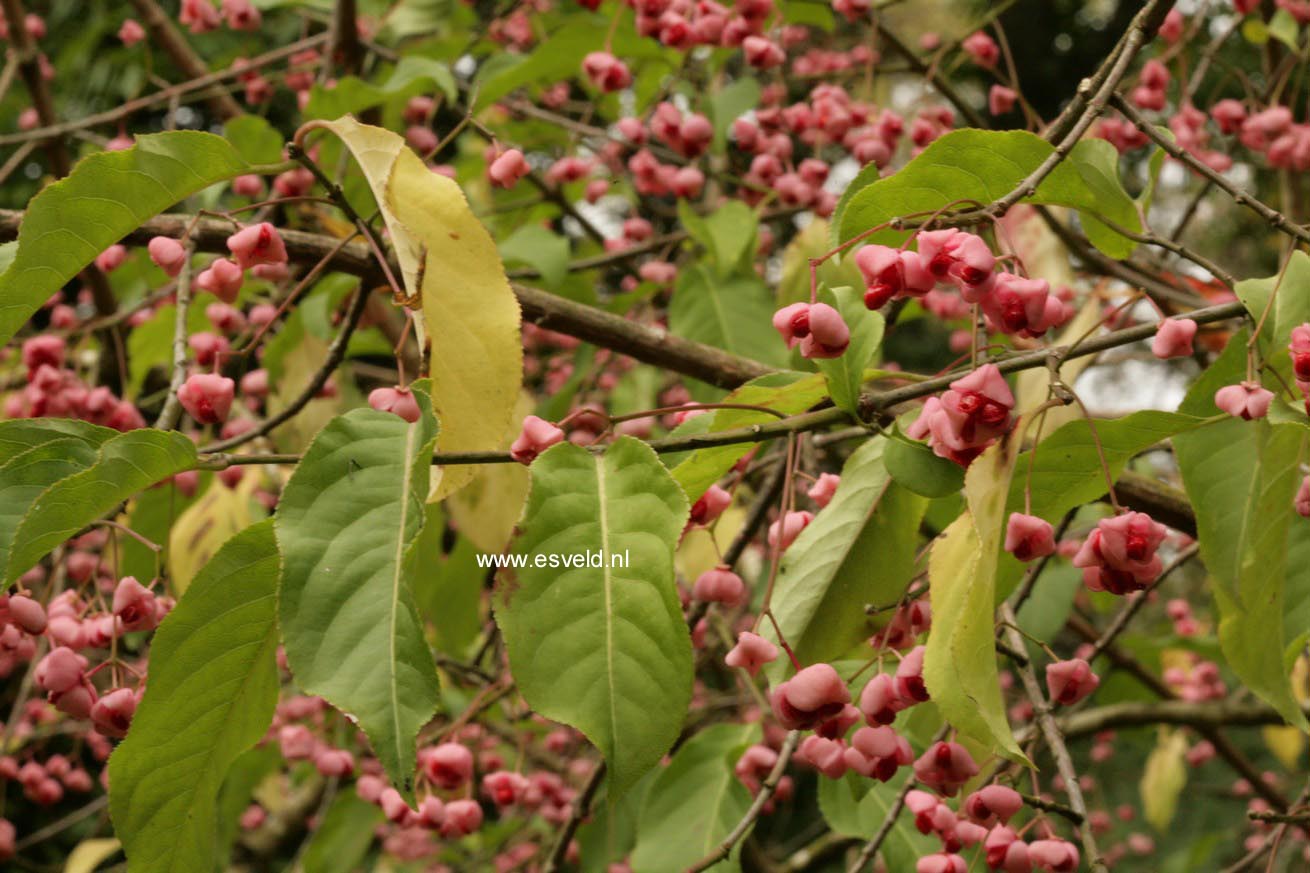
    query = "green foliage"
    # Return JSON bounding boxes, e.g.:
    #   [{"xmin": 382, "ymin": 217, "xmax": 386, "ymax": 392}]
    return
[
  {"xmin": 669, "ymin": 372, "xmax": 829, "ymax": 500},
  {"xmin": 0, "ymin": 132, "xmax": 251, "ymax": 347},
  {"xmin": 885, "ymin": 428, "xmax": 965, "ymax": 498},
  {"xmin": 500, "ymin": 223, "xmax": 571, "ymax": 289},
  {"xmin": 6, "ymin": 429, "xmax": 196, "ymax": 582},
  {"xmin": 301, "ymin": 792, "xmax": 385, "ymax": 873},
  {"xmin": 275, "ymin": 387, "xmax": 443, "ymax": 796},
  {"xmin": 494, "ymin": 437, "xmax": 691, "ymax": 796},
  {"xmin": 818, "ymin": 772, "xmax": 936, "ymax": 868},
  {"xmin": 109, "ymin": 521, "xmax": 281, "ymax": 873},
  {"xmin": 630, "ymin": 723, "xmax": 758, "ymax": 873},
  {"xmin": 669, "ymin": 265, "xmax": 786, "ymax": 372},
  {"xmin": 1175, "ymin": 334, "xmax": 1310, "ymax": 730},
  {"xmin": 304, "ymin": 56, "xmax": 456, "ymax": 118},
  {"xmin": 833, "ymin": 129, "xmax": 1143, "ymax": 258},
  {"xmin": 764, "ymin": 437, "xmax": 927, "ymax": 680},
  {"xmin": 814, "ymin": 286, "xmax": 884, "ymax": 417}
]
